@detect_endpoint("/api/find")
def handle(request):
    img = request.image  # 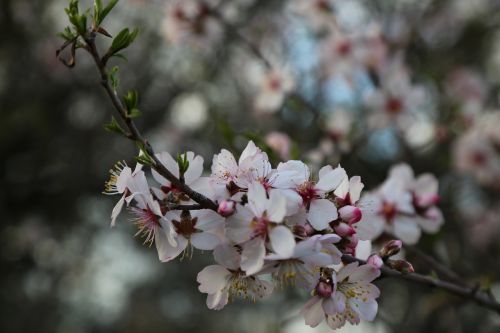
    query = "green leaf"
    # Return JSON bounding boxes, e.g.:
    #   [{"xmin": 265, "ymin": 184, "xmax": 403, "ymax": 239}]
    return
[
  {"xmin": 100, "ymin": 0, "xmax": 119, "ymax": 25},
  {"xmin": 128, "ymin": 108, "xmax": 141, "ymax": 118},
  {"xmin": 110, "ymin": 27, "xmax": 139, "ymax": 55},
  {"xmin": 177, "ymin": 153, "xmax": 190, "ymax": 176},
  {"xmin": 108, "ymin": 66, "xmax": 120, "ymax": 91},
  {"xmin": 103, "ymin": 116, "xmax": 125, "ymax": 135},
  {"xmin": 123, "ymin": 90, "xmax": 138, "ymax": 111}
]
